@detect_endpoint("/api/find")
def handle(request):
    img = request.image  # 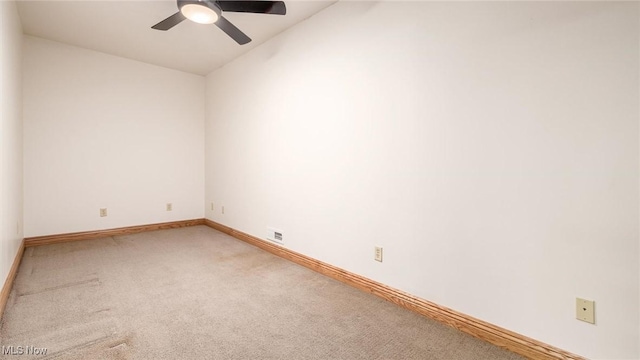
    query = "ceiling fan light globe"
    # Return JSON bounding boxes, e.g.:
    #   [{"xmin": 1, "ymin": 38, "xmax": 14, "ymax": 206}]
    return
[{"xmin": 181, "ymin": 4, "xmax": 219, "ymax": 24}]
